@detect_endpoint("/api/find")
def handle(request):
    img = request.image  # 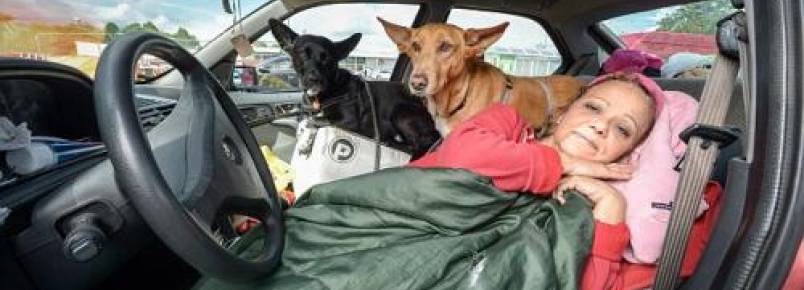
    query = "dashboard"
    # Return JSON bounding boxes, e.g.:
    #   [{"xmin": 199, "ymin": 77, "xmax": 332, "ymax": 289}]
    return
[{"xmin": 0, "ymin": 58, "xmax": 304, "ymax": 290}]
